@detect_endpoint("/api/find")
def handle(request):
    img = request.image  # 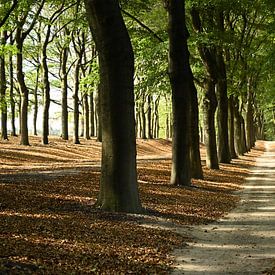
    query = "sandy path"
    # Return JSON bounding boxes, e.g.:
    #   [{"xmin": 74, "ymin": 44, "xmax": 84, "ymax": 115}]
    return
[{"xmin": 172, "ymin": 141, "xmax": 275, "ymax": 274}]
